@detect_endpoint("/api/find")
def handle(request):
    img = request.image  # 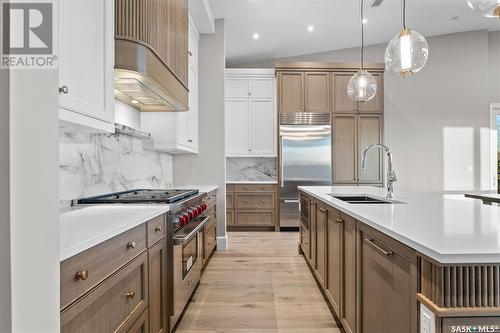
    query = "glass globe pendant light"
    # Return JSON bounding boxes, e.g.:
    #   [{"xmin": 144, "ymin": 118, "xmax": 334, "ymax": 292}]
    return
[
  {"xmin": 385, "ymin": 0, "xmax": 429, "ymax": 77},
  {"xmin": 347, "ymin": 0, "xmax": 377, "ymax": 103},
  {"xmin": 467, "ymin": 0, "xmax": 500, "ymax": 17}
]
